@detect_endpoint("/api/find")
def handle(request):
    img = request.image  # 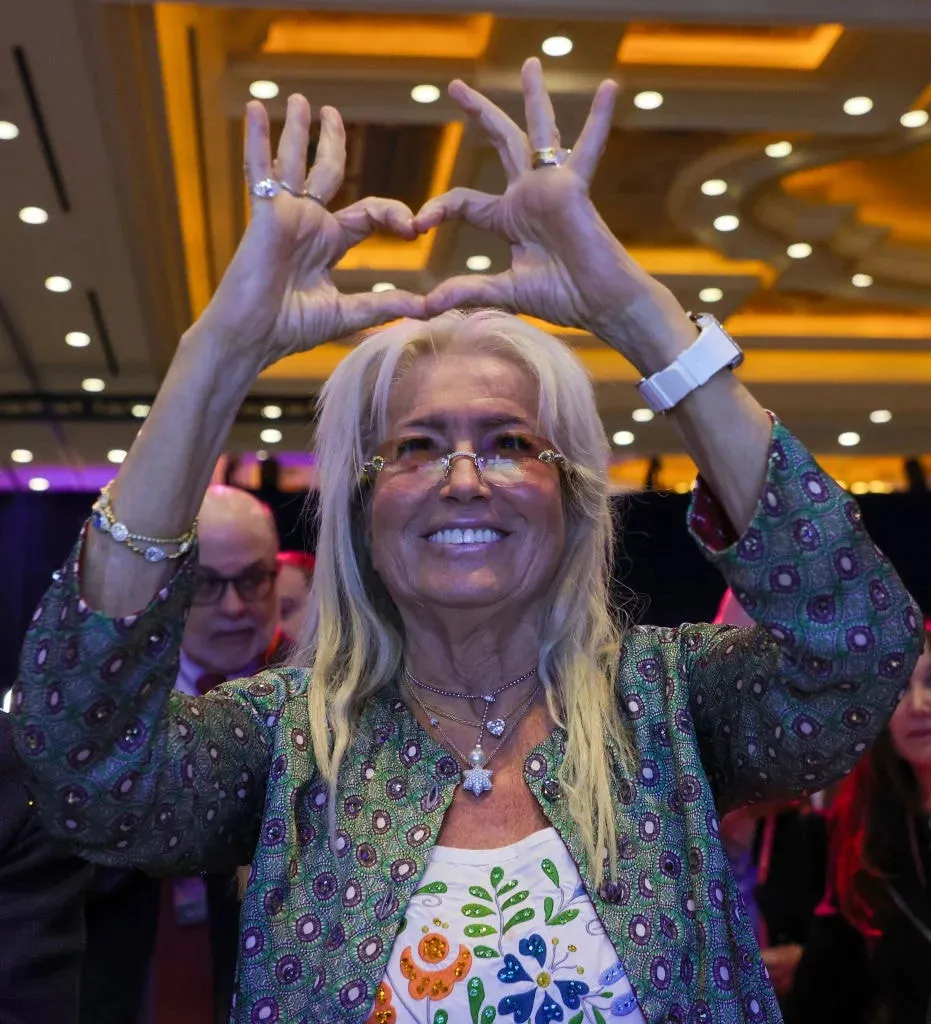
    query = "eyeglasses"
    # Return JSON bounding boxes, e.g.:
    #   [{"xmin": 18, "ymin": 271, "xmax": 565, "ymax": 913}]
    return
[
  {"xmin": 362, "ymin": 432, "xmax": 566, "ymax": 487},
  {"xmin": 192, "ymin": 567, "xmax": 277, "ymax": 607}
]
